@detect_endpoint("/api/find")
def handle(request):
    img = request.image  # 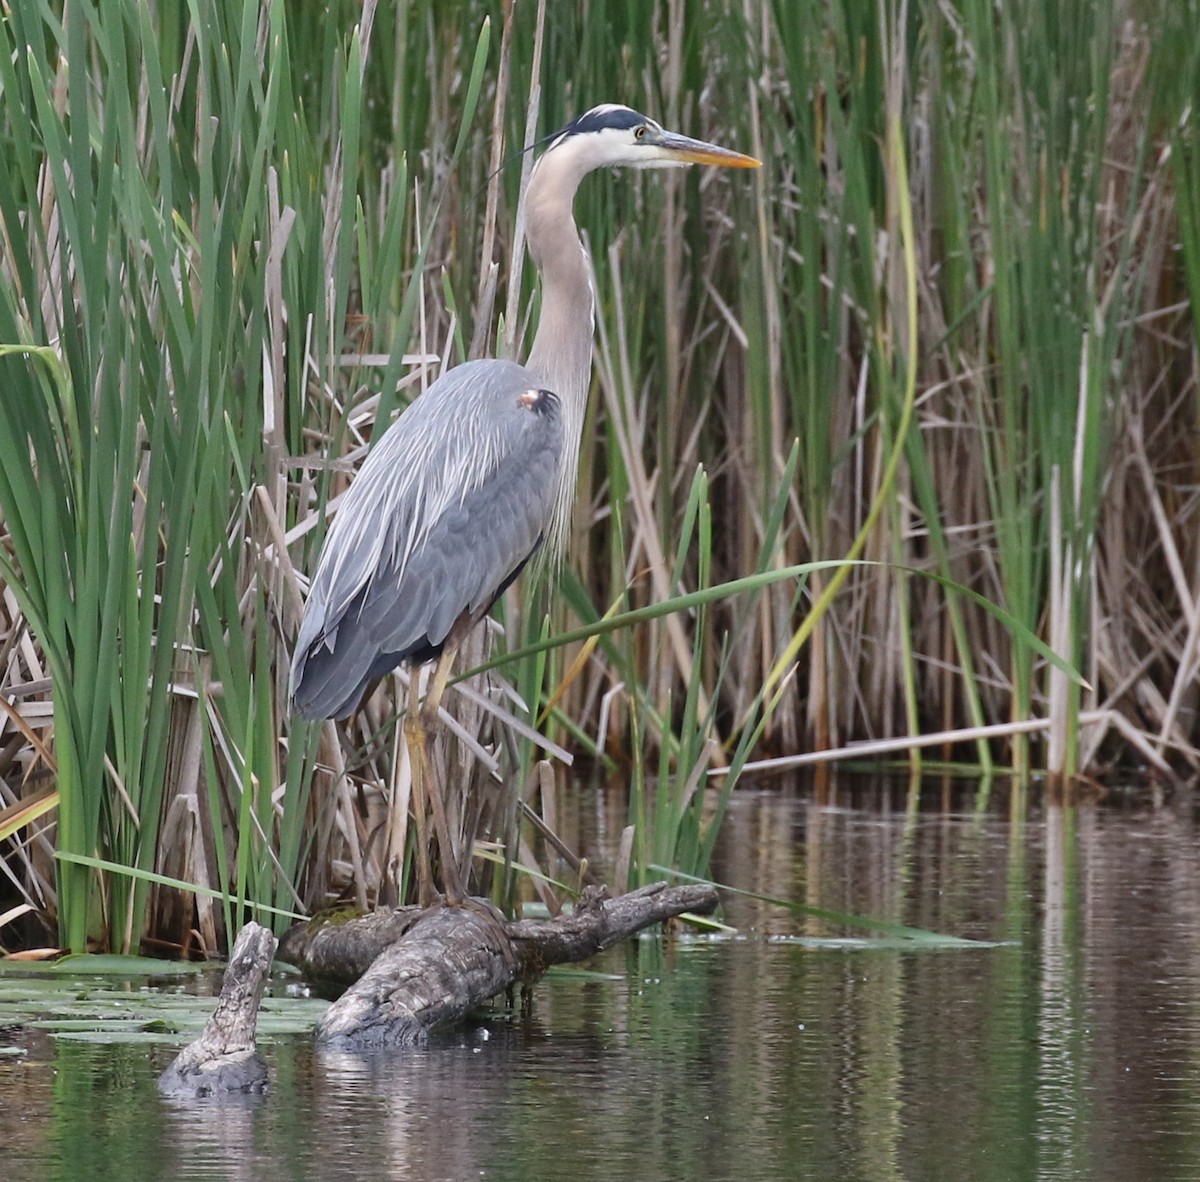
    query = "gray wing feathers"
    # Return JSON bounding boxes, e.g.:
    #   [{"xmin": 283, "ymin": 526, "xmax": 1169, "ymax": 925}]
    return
[
  {"xmin": 290, "ymin": 359, "xmax": 562, "ymax": 719},
  {"xmin": 364, "ymin": 442, "xmax": 555, "ymax": 655}
]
